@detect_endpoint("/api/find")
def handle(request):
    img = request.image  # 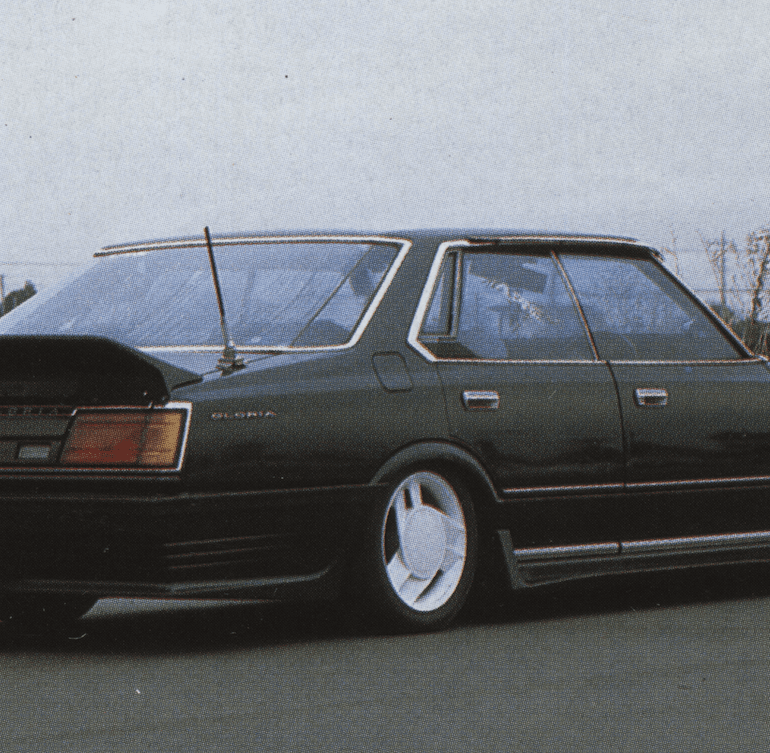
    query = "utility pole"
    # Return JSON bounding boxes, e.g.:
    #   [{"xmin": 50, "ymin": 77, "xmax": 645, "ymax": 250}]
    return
[
  {"xmin": 719, "ymin": 231, "xmax": 727, "ymax": 309},
  {"xmin": 0, "ymin": 274, "xmax": 5, "ymax": 316}
]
